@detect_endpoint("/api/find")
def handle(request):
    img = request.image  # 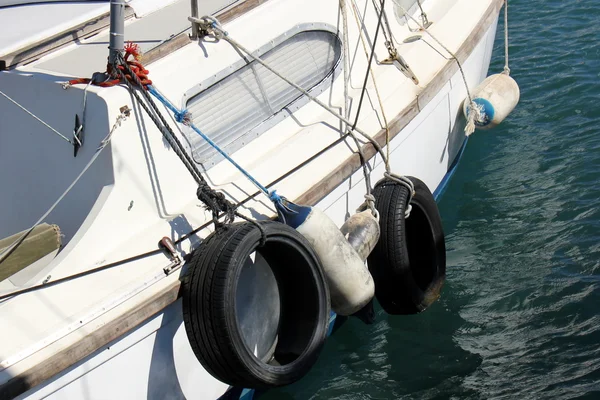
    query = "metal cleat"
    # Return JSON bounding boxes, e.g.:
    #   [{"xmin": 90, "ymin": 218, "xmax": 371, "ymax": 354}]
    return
[
  {"xmin": 73, "ymin": 114, "xmax": 83, "ymax": 157},
  {"xmin": 381, "ymin": 48, "xmax": 419, "ymax": 85}
]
